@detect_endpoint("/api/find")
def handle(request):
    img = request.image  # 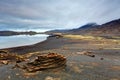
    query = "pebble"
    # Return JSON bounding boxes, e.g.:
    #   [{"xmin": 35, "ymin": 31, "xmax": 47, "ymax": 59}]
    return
[
  {"xmin": 45, "ymin": 76, "xmax": 54, "ymax": 80},
  {"xmin": 100, "ymin": 58, "xmax": 104, "ymax": 60},
  {"xmin": 45, "ymin": 76, "xmax": 61, "ymax": 80},
  {"xmin": 8, "ymin": 76, "xmax": 11, "ymax": 79},
  {"xmin": 16, "ymin": 73, "xmax": 19, "ymax": 76},
  {"xmin": 2, "ymin": 60, "xmax": 9, "ymax": 65}
]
